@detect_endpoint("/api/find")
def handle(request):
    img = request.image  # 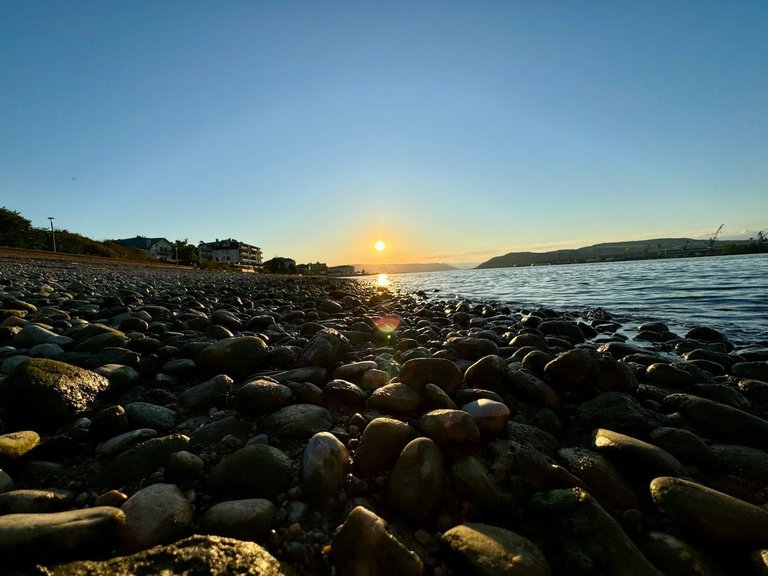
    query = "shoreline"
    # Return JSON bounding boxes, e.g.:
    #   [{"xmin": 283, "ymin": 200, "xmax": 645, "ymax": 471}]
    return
[
  {"xmin": 374, "ymin": 252, "xmax": 768, "ymax": 348},
  {"xmin": 1, "ymin": 258, "xmax": 768, "ymax": 574}
]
